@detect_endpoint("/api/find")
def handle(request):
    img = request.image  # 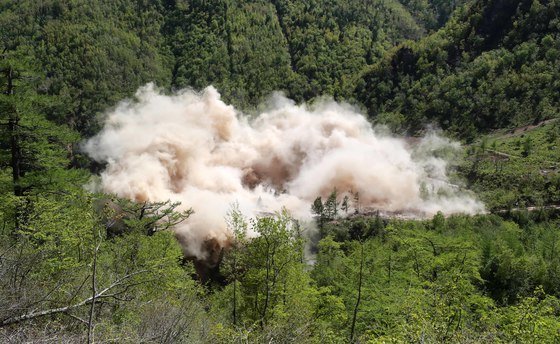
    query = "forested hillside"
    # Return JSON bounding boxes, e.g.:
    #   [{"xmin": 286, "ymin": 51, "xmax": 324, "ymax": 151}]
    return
[
  {"xmin": 1, "ymin": 0, "xmax": 560, "ymax": 342},
  {"xmin": 356, "ymin": 0, "xmax": 560, "ymax": 140},
  {"xmin": 0, "ymin": 0, "xmax": 466, "ymax": 135}
]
